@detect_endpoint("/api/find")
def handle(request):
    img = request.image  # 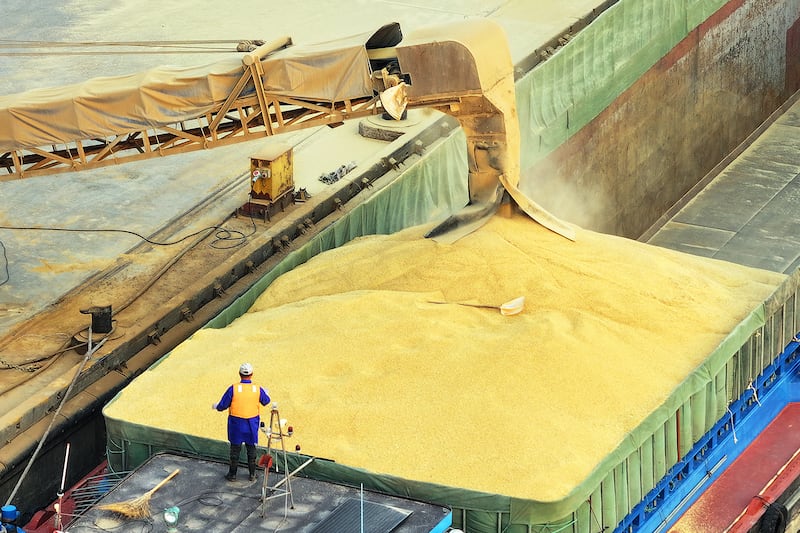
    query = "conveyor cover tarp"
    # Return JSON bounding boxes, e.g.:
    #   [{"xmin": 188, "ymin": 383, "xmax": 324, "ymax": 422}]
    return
[{"xmin": 0, "ymin": 32, "xmax": 373, "ymax": 151}]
